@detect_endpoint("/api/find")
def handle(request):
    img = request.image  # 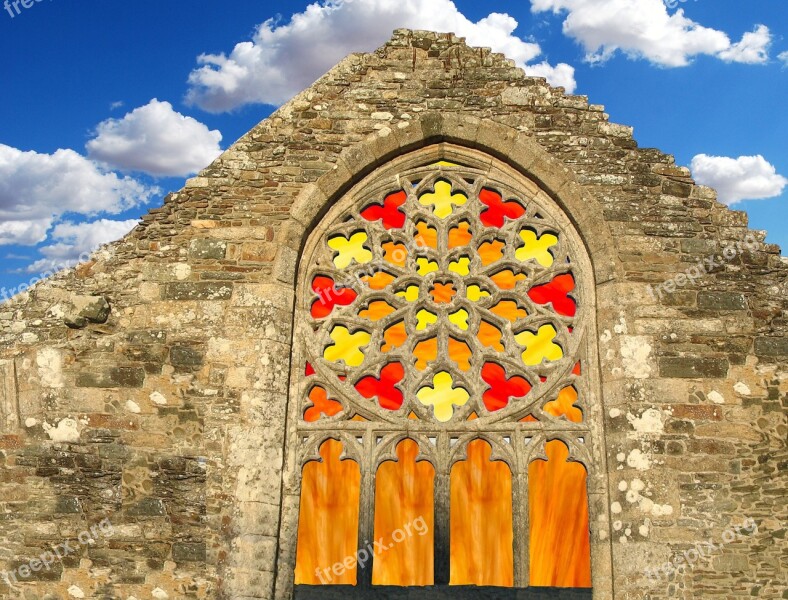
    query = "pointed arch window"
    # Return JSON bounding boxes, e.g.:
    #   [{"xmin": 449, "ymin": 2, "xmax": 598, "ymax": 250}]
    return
[{"xmin": 290, "ymin": 148, "xmax": 594, "ymax": 594}]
